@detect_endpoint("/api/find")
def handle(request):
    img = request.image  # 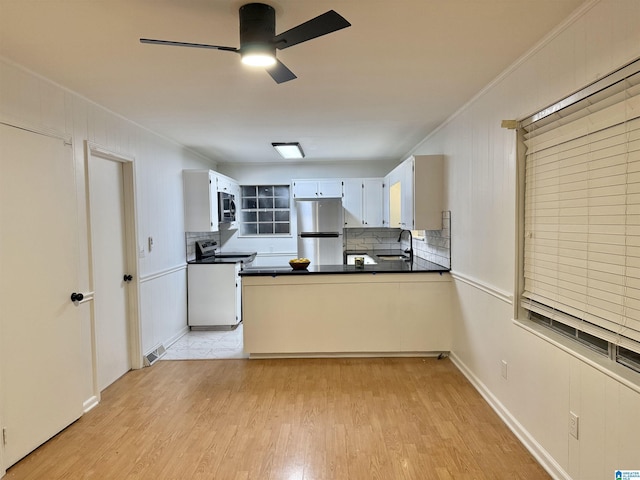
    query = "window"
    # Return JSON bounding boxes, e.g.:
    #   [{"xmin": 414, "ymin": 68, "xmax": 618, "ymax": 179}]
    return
[
  {"xmin": 520, "ymin": 58, "xmax": 640, "ymax": 373},
  {"xmin": 240, "ymin": 185, "xmax": 290, "ymax": 235}
]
